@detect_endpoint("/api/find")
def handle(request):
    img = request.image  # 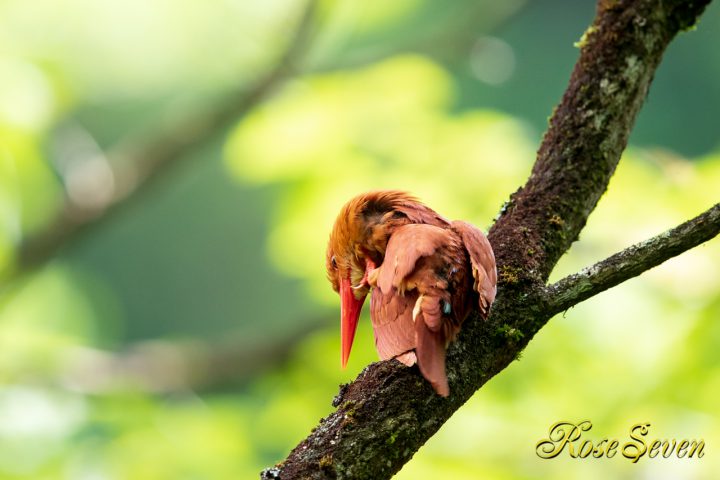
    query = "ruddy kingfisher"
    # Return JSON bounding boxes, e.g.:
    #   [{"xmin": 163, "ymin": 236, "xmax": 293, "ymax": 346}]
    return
[{"xmin": 326, "ymin": 191, "xmax": 497, "ymax": 396}]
